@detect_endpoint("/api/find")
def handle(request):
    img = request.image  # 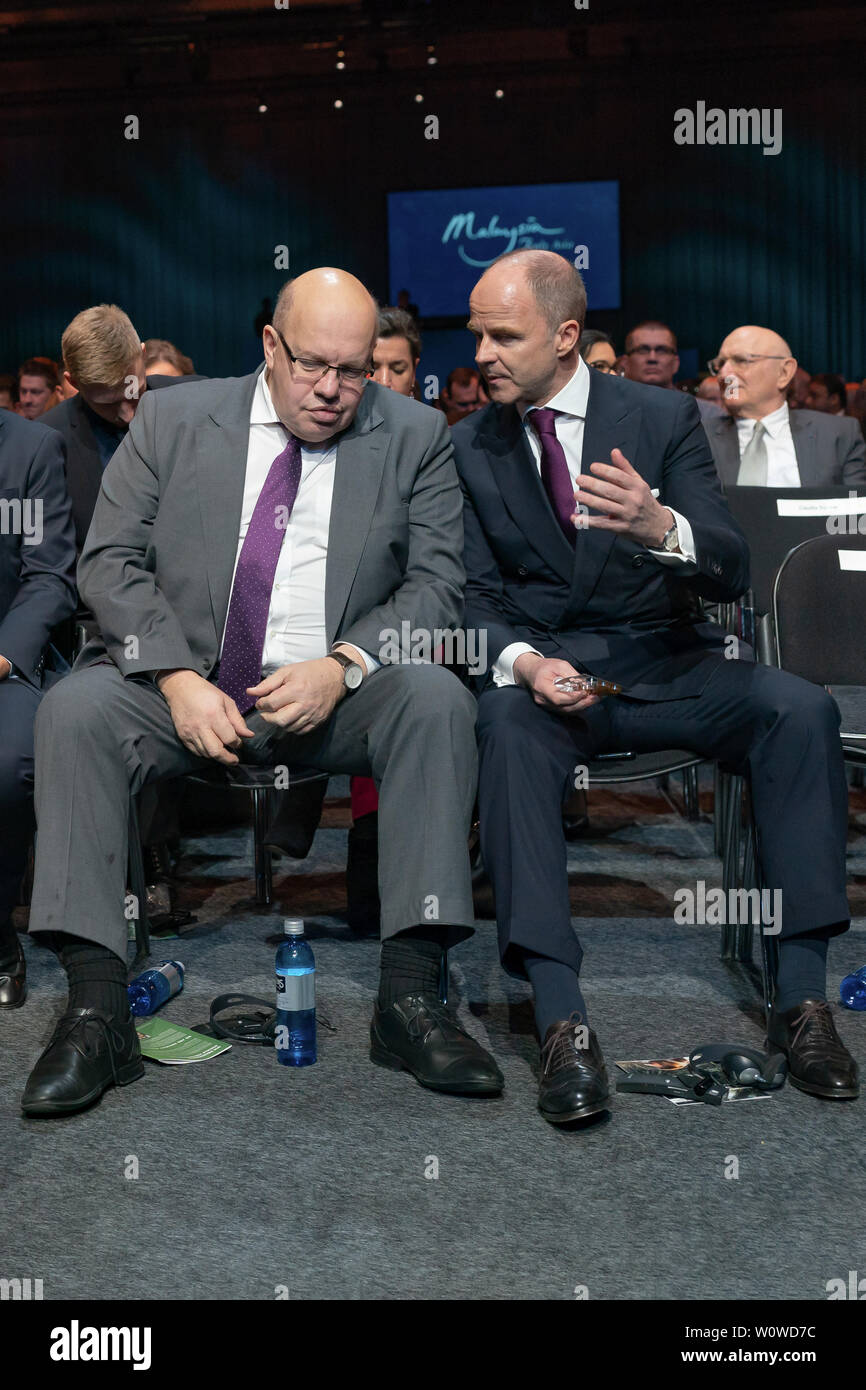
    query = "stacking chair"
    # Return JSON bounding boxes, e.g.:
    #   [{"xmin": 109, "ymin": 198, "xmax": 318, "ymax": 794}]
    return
[{"xmin": 721, "ymin": 533, "xmax": 866, "ymax": 1009}]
